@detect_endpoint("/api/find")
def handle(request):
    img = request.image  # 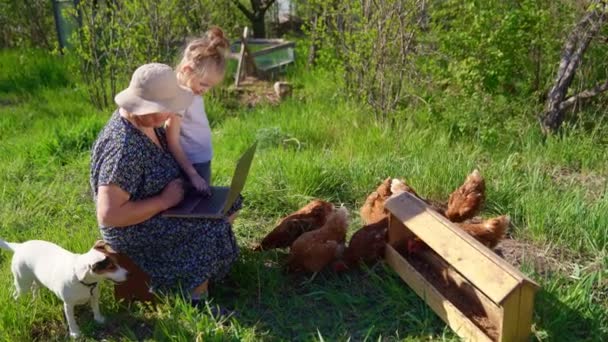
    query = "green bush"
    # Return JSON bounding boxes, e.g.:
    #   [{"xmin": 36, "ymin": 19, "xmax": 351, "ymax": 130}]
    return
[
  {"xmin": 302, "ymin": 0, "xmax": 425, "ymax": 119},
  {"xmin": 69, "ymin": 0, "xmax": 247, "ymax": 109},
  {"xmin": 0, "ymin": 0, "xmax": 55, "ymax": 49},
  {"xmin": 425, "ymin": 0, "xmax": 580, "ymax": 96}
]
